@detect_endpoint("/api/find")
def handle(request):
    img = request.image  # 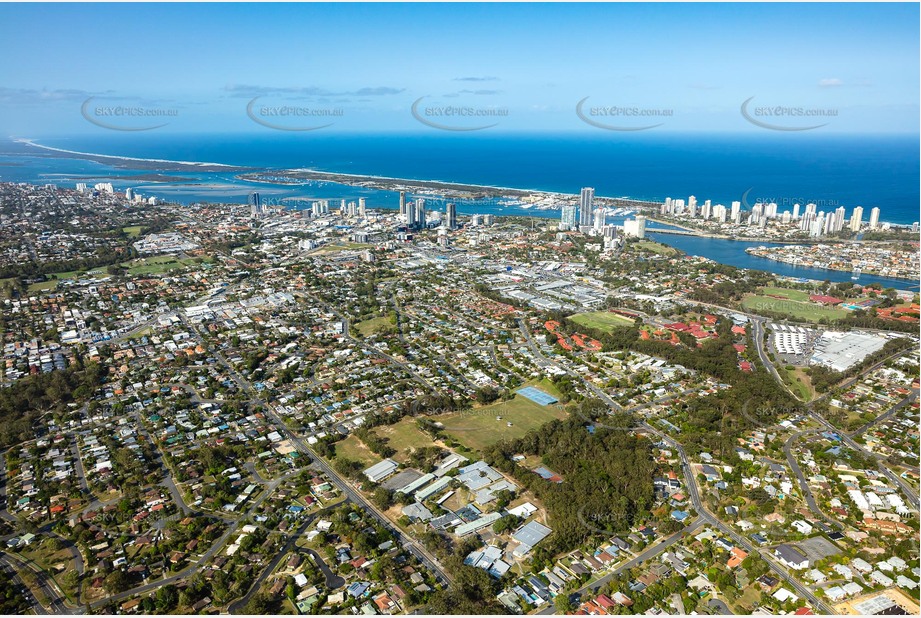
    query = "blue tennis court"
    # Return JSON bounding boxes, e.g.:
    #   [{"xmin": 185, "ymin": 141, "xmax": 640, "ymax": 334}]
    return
[{"xmin": 517, "ymin": 386, "xmax": 558, "ymax": 406}]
